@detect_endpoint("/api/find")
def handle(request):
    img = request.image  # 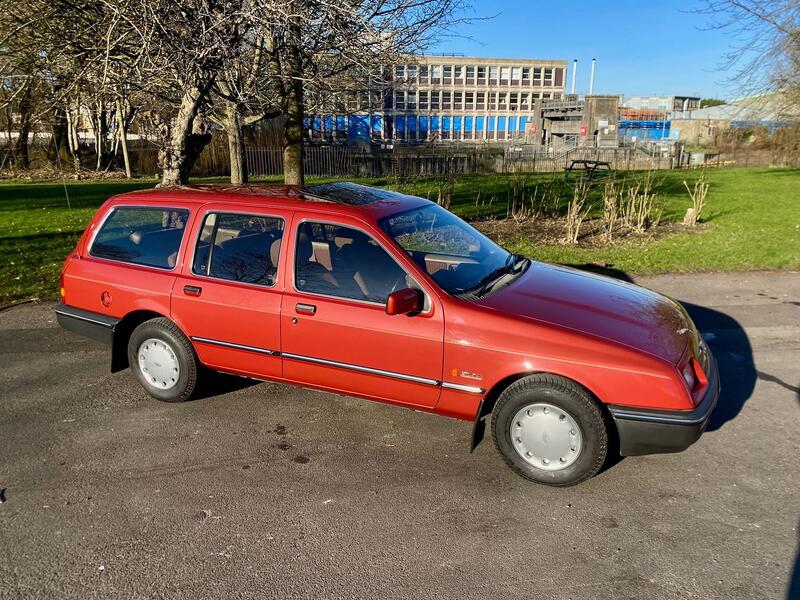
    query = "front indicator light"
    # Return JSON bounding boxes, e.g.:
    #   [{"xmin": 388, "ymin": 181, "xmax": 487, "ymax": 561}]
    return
[{"xmin": 682, "ymin": 361, "xmax": 696, "ymax": 391}]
